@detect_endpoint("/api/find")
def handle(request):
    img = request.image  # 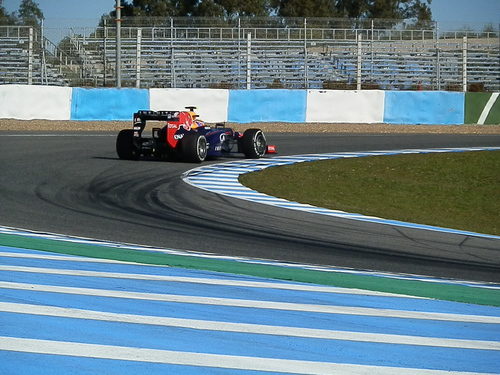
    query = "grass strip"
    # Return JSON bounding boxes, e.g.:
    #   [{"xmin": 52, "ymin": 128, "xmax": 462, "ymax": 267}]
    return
[
  {"xmin": 240, "ymin": 150, "xmax": 500, "ymax": 236},
  {"xmin": 1, "ymin": 233, "xmax": 499, "ymax": 307}
]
